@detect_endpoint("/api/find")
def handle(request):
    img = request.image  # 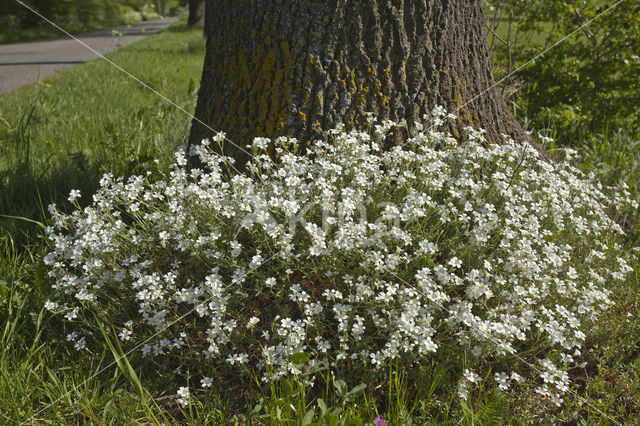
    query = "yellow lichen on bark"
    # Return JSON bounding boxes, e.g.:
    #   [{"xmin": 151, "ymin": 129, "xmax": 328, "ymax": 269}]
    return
[{"xmin": 207, "ymin": 34, "xmax": 294, "ymax": 142}]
